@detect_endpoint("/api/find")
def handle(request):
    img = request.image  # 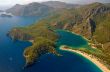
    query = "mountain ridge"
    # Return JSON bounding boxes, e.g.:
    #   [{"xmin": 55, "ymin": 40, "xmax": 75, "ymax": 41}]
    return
[
  {"xmin": 6, "ymin": 1, "xmax": 79, "ymax": 16},
  {"xmin": 6, "ymin": 2, "xmax": 53, "ymax": 16},
  {"xmin": 42, "ymin": 1, "xmax": 79, "ymax": 9}
]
